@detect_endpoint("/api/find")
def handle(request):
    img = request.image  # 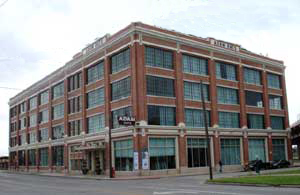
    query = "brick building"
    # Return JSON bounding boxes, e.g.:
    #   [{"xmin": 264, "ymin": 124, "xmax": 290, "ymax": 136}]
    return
[
  {"xmin": 0, "ymin": 156, "xmax": 8, "ymax": 170},
  {"xmin": 8, "ymin": 22, "xmax": 292, "ymax": 176},
  {"xmin": 291, "ymin": 120, "xmax": 300, "ymax": 160}
]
